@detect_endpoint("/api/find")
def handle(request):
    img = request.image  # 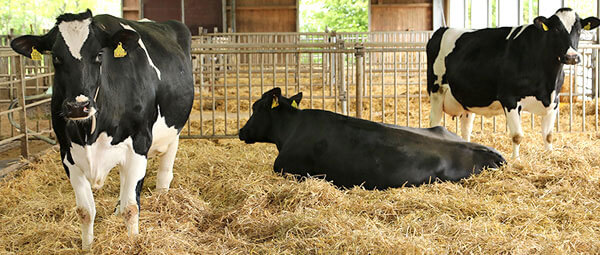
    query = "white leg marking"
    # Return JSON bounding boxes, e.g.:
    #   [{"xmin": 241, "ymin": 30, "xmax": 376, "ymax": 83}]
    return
[
  {"xmin": 65, "ymin": 161, "xmax": 96, "ymax": 250},
  {"xmin": 429, "ymin": 91, "xmax": 444, "ymax": 127},
  {"xmin": 460, "ymin": 113, "xmax": 475, "ymax": 142},
  {"xmin": 541, "ymin": 108, "xmax": 557, "ymax": 151},
  {"xmin": 120, "ymin": 152, "xmax": 147, "ymax": 236},
  {"xmin": 58, "ymin": 18, "xmax": 91, "ymax": 60},
  {"xmin": 120, "ymin": 23, "xmax": 162, "ymax": 80},
  {"xmin": 505, "ymin": 108, "xmax": 524, "ymax": 159},
  {"xmin": 156, "ymin": 137, "xmax": 179, "ymax": 191}
]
